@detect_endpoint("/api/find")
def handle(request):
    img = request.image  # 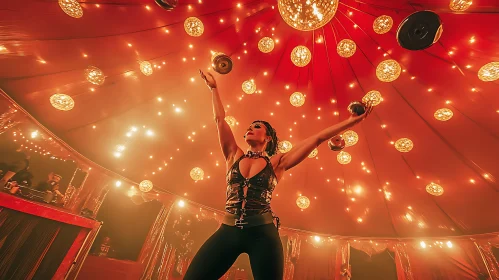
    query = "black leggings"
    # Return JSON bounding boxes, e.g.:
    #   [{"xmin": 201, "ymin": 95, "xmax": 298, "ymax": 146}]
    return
[{"xmin": 184, "ymin": 223, "xmax": 284, "ymax": 280}]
